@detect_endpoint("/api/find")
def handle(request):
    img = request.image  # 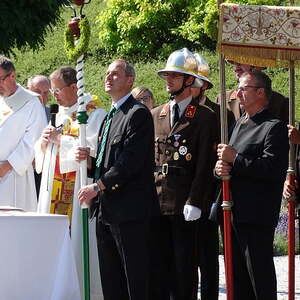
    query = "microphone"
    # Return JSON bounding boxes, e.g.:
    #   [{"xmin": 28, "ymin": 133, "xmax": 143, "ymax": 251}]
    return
[{"xmin": 49, "ymin": 104, "xmax": 59, "ymax": 127}]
